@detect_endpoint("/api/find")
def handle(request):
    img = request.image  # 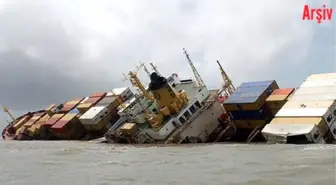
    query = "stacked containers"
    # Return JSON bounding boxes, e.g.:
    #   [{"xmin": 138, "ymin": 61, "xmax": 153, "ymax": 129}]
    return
[
  {"xmin": 79, "ymin": 106, "xmax": 114, "ymax": 135},
  {"xmin": 25, "ymin": 112, "xmax": 46, "ymax": 138},
  {"xmin": 223, "ymin": 80, "xmax": 279, "ymax": 130},
  {"xmin": 59, "ymin": 98, "xmax": 83, "ymax": 113},
  {"xmin": 51, "ymin": 113, "xmax": 86, "ymax": 140},
  {"xmin": 262, "ymin": 73, "xmax": 336, "ymax": 144},
  {"xmin": 12, "ymin": 114, "xmax": 33, "ymax": 131},
  {"xmin": 43, "ymin": 114, "xmax": 64, "ymax": 130},
  {"xmin": 76, "ymin": 92, "xmax": 106, "ymax": 114},
  {"xmin": 33, "ymin": 114, "xmax": 50, "ymax": 139},
  {"xmin": 265, "ymin": 88, "xmax": 295, "ymax": 116}
]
